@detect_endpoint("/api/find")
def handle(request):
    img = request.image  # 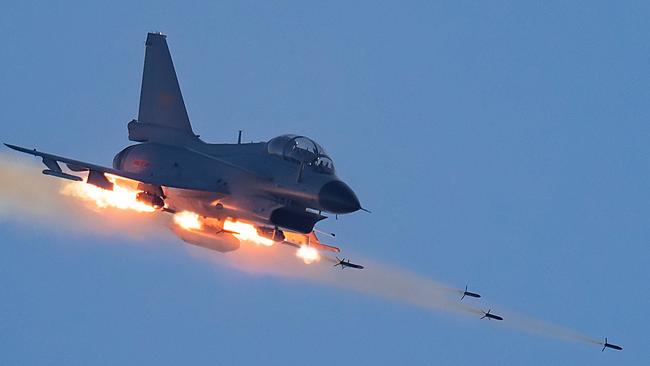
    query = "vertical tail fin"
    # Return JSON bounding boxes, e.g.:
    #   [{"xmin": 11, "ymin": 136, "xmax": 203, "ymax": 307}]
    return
[{"xmin": 137, "ymin": 32, "xmax": 194, "ymax": 135}]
